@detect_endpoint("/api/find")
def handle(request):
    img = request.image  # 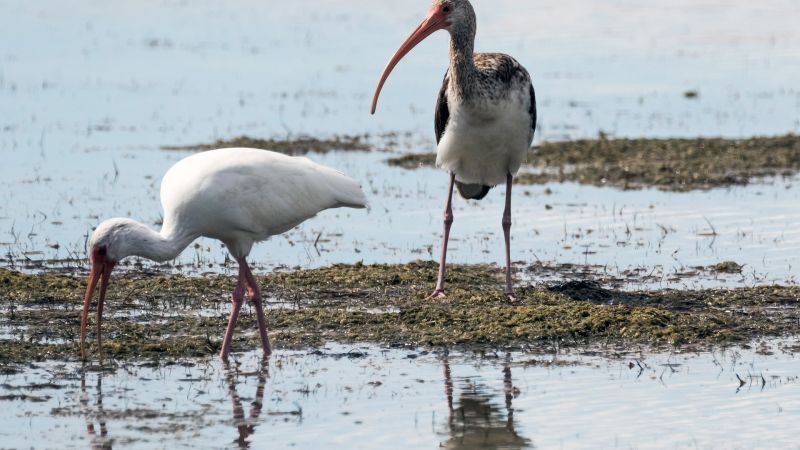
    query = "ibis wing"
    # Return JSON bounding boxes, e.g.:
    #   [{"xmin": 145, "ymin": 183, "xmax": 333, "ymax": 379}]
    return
[
  {"xmin": 160, "ymin": 148, "xmax": 365, "ymax": 242},
  {"xmin": 529, "ymin": 82, "xmax": 537, "ymax": 144},
  {"xmin": 434, "ymin": 72, "xmax": 450, "ymax": 144}
]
